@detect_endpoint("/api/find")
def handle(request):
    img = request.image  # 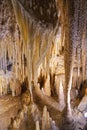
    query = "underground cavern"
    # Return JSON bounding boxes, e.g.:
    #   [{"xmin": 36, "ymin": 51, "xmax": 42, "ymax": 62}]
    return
[{"xmin": 0, "ymin": 0, "xmax": 87, "ymax": 130}]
